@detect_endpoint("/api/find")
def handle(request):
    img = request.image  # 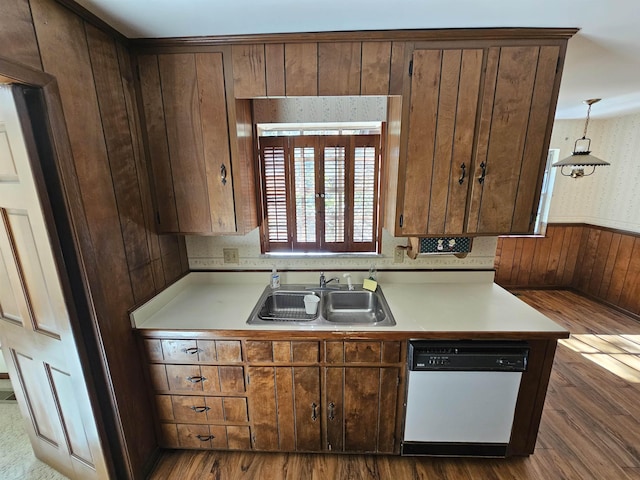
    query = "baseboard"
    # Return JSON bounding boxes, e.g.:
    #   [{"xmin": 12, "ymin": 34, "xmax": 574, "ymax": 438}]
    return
[
  {"xmin": 0, "ymin": 373, "xmax": 9, "ymax": 380},
  {"xmin": 503, "ymin": 285, "xmax": 568, "ymax": 290}
]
